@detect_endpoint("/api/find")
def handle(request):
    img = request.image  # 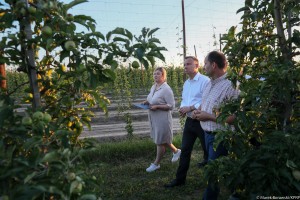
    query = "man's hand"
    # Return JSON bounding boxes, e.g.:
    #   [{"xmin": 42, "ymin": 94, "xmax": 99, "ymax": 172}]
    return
[
  {"xmin": 178, "ymin": 106, "xmax": 190, "ymax": 117},
  {"xmin": 192, "ymin": 110, "xmax": 215, "ymax": 122}
]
